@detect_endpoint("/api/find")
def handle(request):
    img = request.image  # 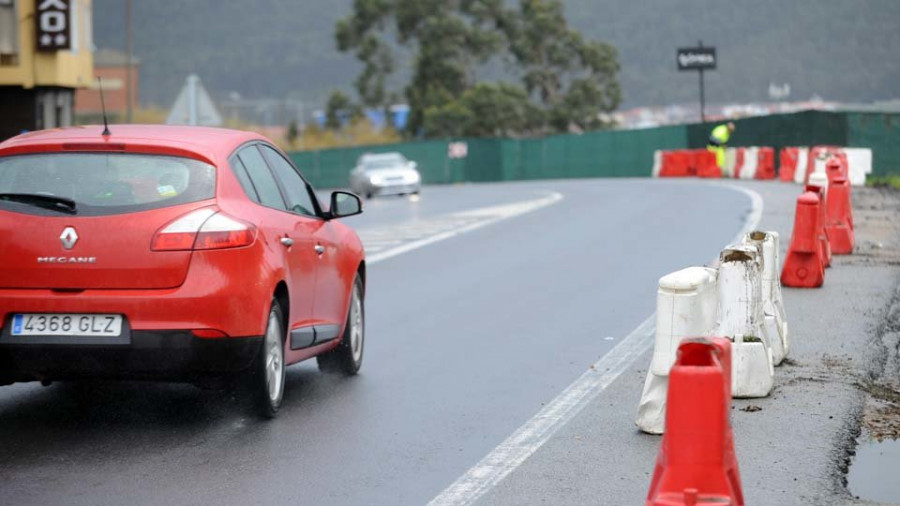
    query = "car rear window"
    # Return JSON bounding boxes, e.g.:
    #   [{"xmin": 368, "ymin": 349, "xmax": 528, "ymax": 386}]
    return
[{"xmin": 0, "ymin": 153, "xmax": 216, "ymax": 216}]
